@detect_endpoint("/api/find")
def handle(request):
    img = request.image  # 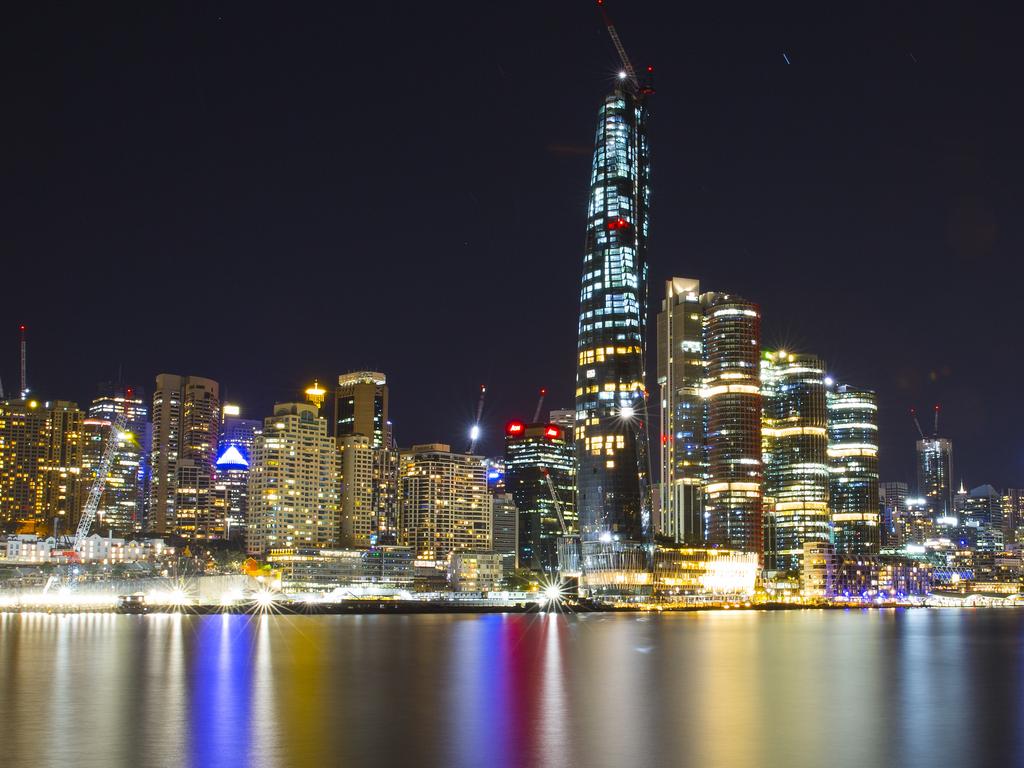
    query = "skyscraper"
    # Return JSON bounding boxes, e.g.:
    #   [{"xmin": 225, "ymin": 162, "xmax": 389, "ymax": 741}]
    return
[
  {"xmin": 81, "ymin": 417, "xmax": 141, "ymax": 536},
  {"xmin": 246, "ymin": 402, "xmax": 340, "ymax": 556},
  {"xmin": 215, "ymin": 403, "xmax": 261, "ymax": 541},
  {"xmin": 574, "ymin": 79, "xmax": 652, "ymax": 587},
  {"xmin": 398, "ymin": 444, "xmax": 491, "ymax": 566},
  {"xmin": 917, "ymin": 435, "xmax": 953, "ymax": 521},
  {"xmin": 334, "ymin": 371, "xmax": 389, "ymax": 448},
  {"xmin": 149, "ymin": 374, "xmax": 220, "ymax": 537},
  {"xmin": 88, "ymin": 385, "xmax": 150, "ymax": 532},
  {"xmin": 762, "ymin": 351, "xmax": 830, "ymax": 571},
  {"xmin": 339, "ymin": 434, "xmax": 375, "ymax": 547},
  {"xmin": 827, "ymin": 384, "xmax": 880, "ymax": 556},
  {"xmin": 703, "ymin": 293, "xmax": 763, "ymax": 556},
  {"xmin": 504, "ymin": 420, "xmax": 577, "ymax": 575},
  {"xmin": 879, "ymin": 481, "xmax": 908, "ymax": 547},
  {"xmin": 334, "ymin": 371, "xmax": 398, "ymax": 544},
  {"xmin": 0, "ymin": 398, "xmax": 83, "ymax": 536},
  {"xmin": 656, "ymin": 277, "xmax": 706, "ymax": 545}
]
